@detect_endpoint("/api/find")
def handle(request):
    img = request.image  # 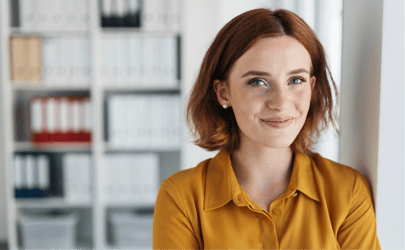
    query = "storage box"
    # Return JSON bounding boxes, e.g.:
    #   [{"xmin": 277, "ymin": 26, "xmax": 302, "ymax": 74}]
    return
[
  {"xmin": 110, "ymin": 211, "xmax": 154, "ymax": 248},
  {"xmin": 19, "ymin": 212, "xmax": 79, "ymax": 249}
]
